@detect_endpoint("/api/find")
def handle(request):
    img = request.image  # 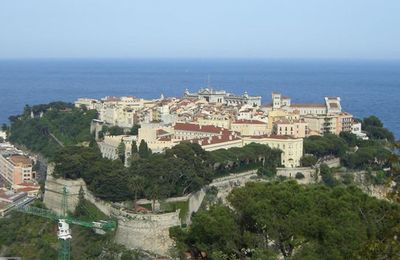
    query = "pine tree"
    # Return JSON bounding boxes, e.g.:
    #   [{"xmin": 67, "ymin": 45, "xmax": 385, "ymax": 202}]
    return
[
  {"xmin": 117, "ymin": 141, "xmax": 126, "ymax": 163},
  {"xmin": 138, "ymin": 140, "xmax": 150, "ymax": 158}
]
